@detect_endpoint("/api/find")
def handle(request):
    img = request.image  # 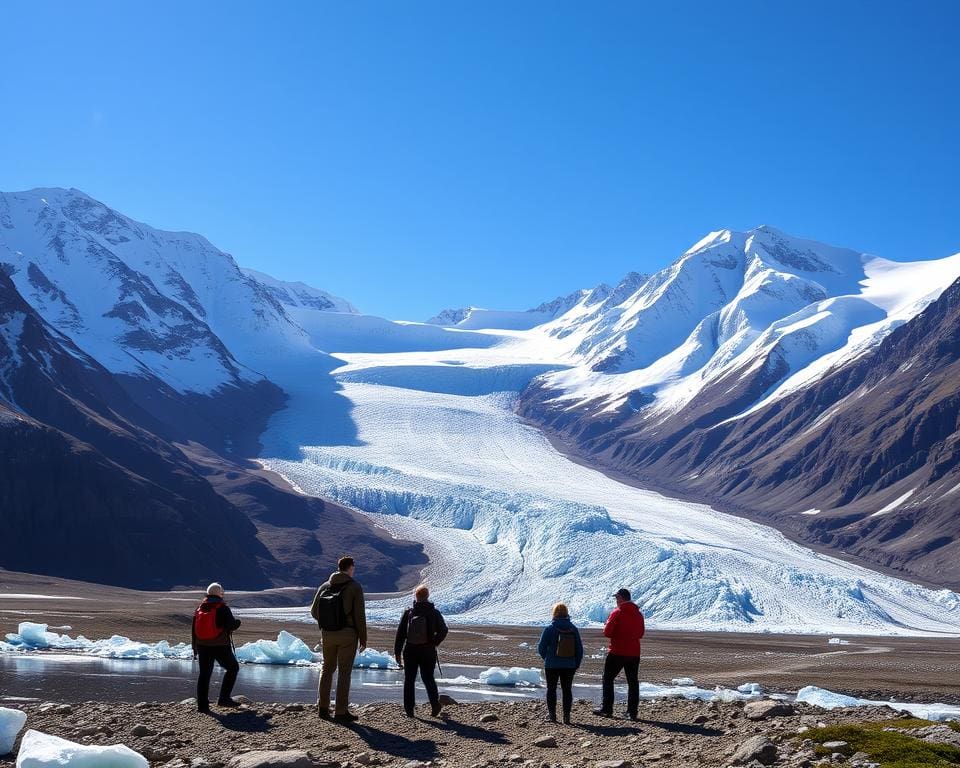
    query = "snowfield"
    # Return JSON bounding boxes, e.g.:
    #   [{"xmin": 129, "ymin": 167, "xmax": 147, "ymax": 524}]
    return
[{"xmin": 256, "ymin": 316, "xmax": 960, "ymax": 635}]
